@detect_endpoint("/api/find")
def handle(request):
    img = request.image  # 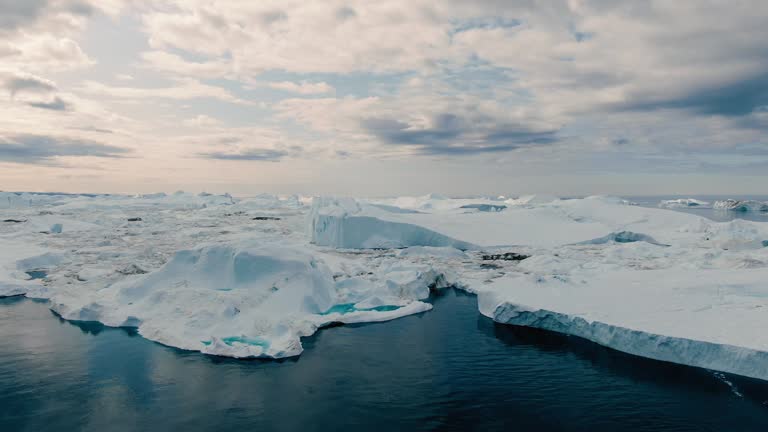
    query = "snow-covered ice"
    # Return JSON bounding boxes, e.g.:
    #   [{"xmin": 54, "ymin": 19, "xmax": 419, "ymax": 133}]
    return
[
  {"xmin": 477, "ymin": 269, "xmax": 768, "ymax": 381},
  {"xmin": 3, "ymin": 191, "xmax": 768, "ymax": 380}
]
